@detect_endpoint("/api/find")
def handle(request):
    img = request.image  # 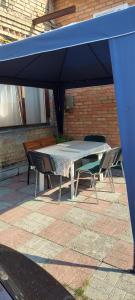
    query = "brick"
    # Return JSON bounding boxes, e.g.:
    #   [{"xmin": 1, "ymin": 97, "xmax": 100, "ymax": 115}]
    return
[{"xmin": 0, "ymin": 127, "xmax": 53, "ymax": 168}]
